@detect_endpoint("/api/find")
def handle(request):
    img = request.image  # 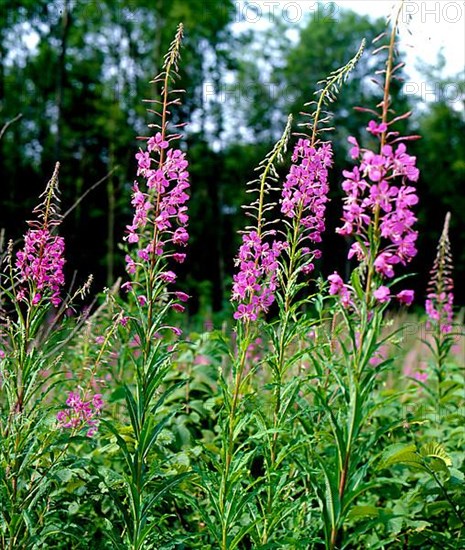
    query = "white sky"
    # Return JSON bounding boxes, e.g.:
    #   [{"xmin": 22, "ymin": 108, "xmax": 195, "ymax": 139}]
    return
[
  {"xmin": 234, "ymin": 1, "xmax": 465, "ymax": 73},
  {"xmin": 232, "ymin": 1, "xmax": 464, "ymax": 105},
  {"xmin": 343, "ymin": 0, "xmax": 465, "ymax": 75}
]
